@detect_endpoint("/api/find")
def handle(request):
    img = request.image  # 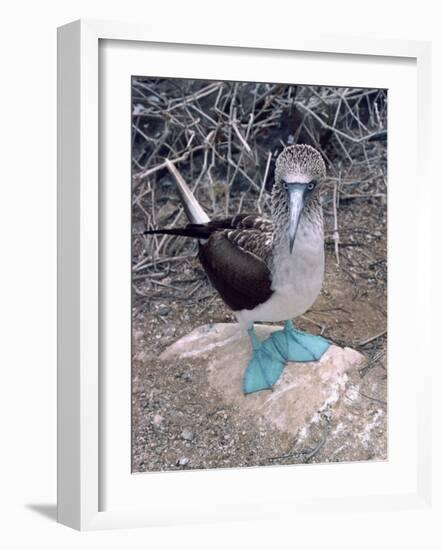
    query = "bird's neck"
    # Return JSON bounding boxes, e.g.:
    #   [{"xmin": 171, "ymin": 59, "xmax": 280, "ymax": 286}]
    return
[{"xmin": 271, "ymin": 197, "xmax": 323, "ymax": 256}]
